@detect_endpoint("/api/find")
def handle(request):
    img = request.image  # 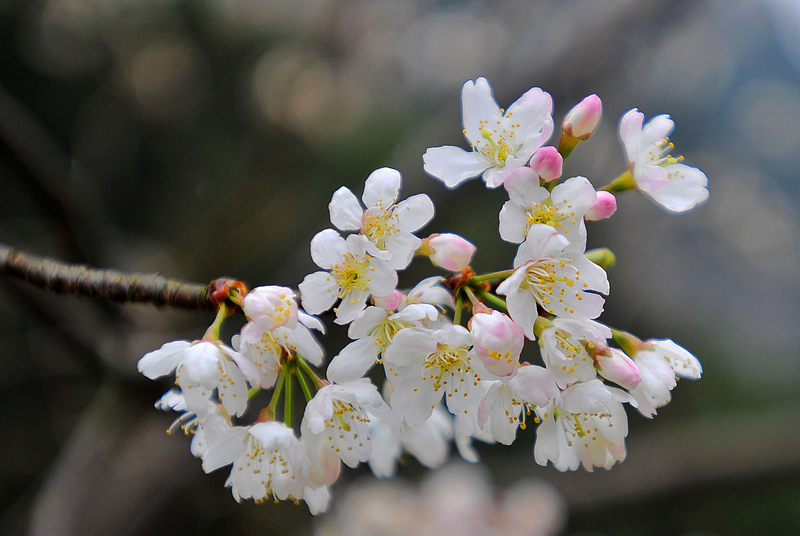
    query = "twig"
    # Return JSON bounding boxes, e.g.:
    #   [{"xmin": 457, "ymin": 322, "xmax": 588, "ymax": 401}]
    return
[{"xmin": 0, "ymin": 243, "xmax": 244, "ymax": 310}]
